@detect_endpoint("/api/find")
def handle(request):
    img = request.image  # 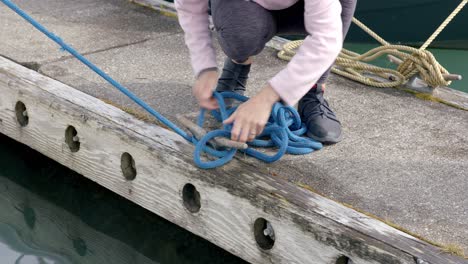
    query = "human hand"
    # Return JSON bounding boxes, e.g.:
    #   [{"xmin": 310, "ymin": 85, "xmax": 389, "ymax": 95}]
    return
[
  {"xmin": 193, "ymin": 70, "xmax": 219, "ymax": 110},
  {"xmin": 223, "ymin": 84, "xmax": 280, "ymax": 142}
]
